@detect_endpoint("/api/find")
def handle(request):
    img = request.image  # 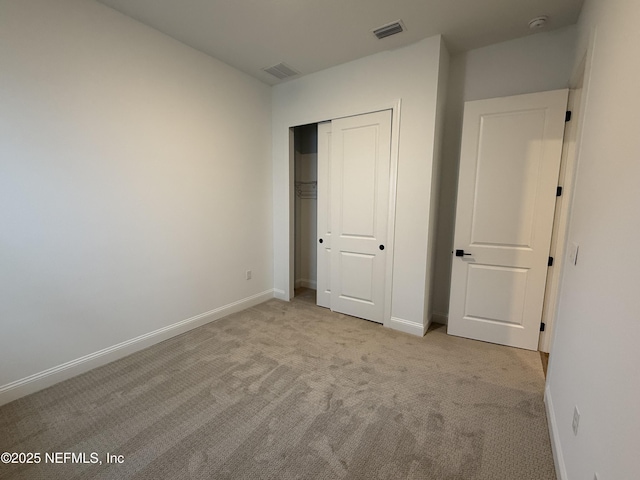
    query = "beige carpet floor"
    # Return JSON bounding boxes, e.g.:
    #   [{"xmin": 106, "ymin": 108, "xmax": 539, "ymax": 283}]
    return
[{"xmin": 0, "ymin": 298, "xmax": 556, "ymax": 479}]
